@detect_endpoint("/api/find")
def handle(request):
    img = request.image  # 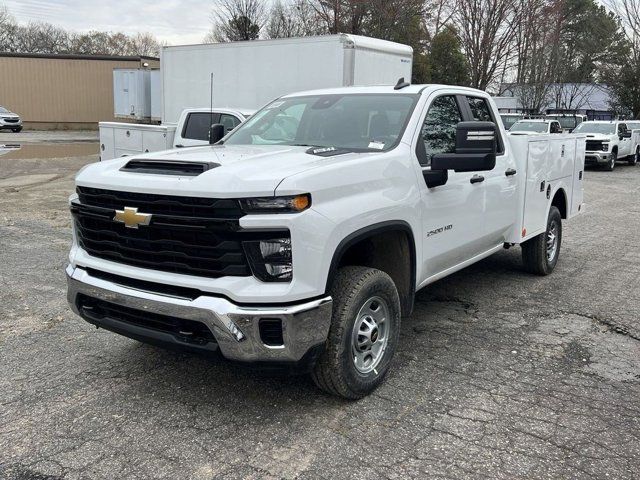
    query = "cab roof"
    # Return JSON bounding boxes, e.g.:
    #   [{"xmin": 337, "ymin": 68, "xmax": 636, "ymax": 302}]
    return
[{"xmin": 280, "ymin": 84, "xmax": 490, "ymax": 98}]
